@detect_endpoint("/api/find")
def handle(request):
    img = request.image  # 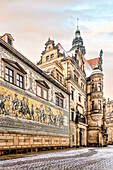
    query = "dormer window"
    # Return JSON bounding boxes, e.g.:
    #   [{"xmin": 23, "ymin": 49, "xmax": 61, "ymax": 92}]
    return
[{"xmin": 8, "ymin": 37, "xmax": 12, "ymax": 45}]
